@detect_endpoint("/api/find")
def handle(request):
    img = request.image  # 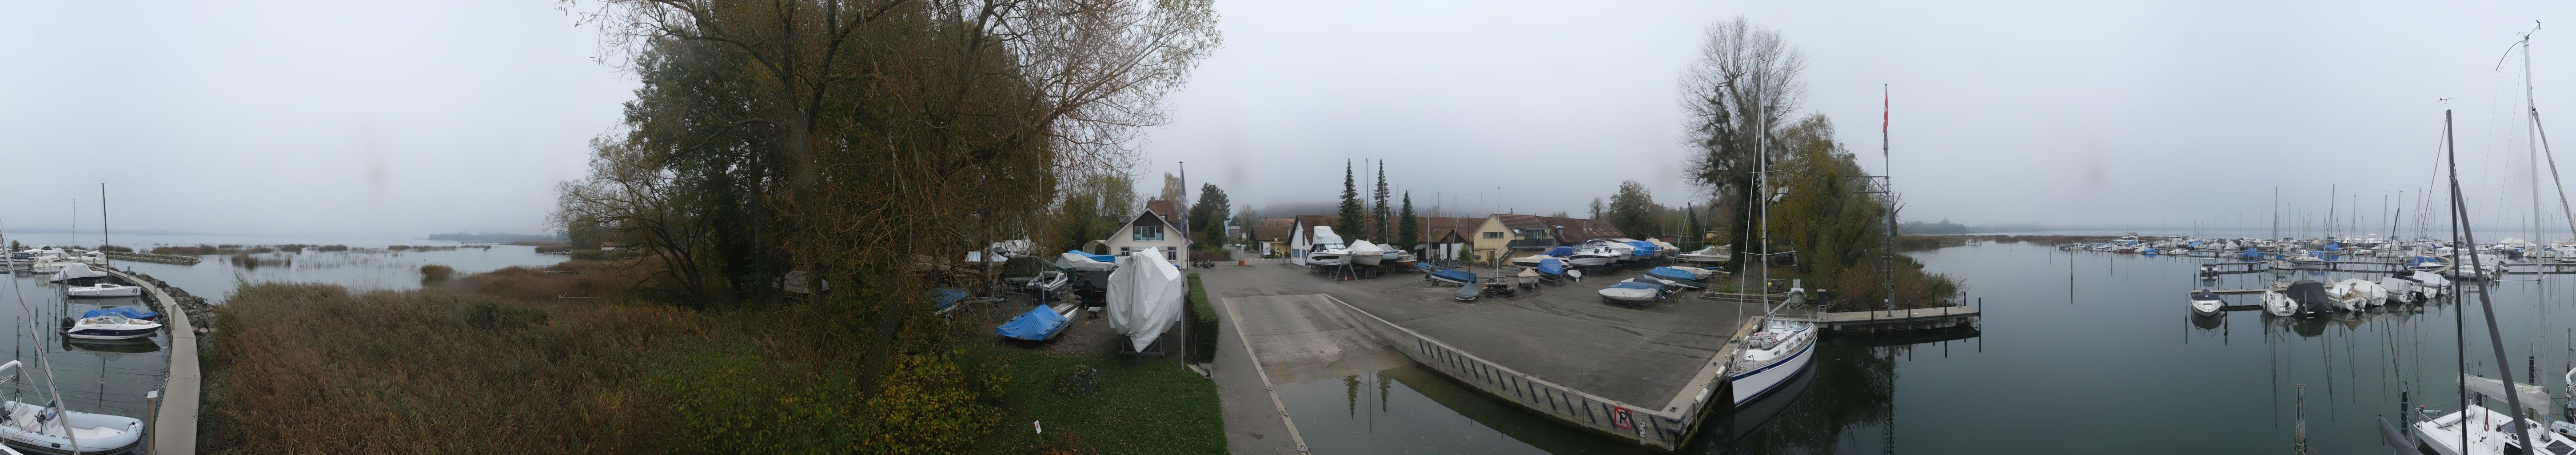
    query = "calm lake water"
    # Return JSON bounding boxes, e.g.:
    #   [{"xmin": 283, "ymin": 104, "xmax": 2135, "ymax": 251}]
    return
[
  {"xmin": 0, "ymin": 234, "xmax": 564, "ymax": 427},
  {"xmin": 1278, "ymin": 240, "xmax": 2576, "ymax": 454}
]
